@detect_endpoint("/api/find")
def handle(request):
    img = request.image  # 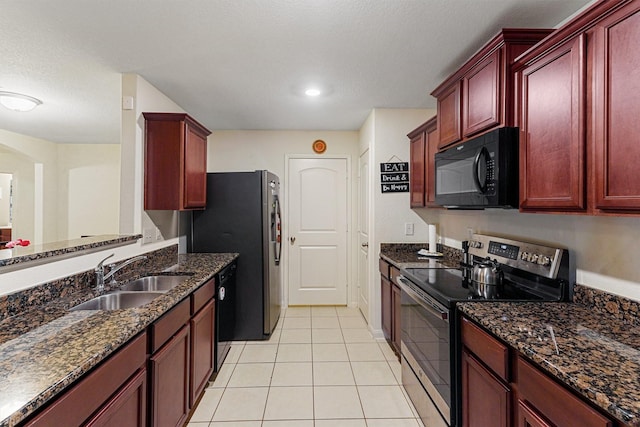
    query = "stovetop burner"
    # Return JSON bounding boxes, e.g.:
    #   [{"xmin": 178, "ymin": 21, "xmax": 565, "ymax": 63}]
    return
[{"xmin": 402, "ymin": 267, "xmax": 549, "ymax": 307}]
